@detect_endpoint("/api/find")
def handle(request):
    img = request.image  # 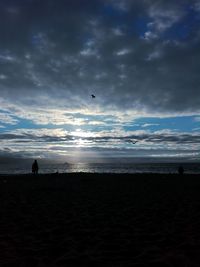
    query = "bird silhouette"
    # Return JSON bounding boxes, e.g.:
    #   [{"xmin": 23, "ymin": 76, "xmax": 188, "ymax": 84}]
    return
[
  {"xmin": 91, "ymin": 94, "xmax": 95, "ymax": 98},
  {"xmin": 131, "ymin": 140, "xmax": 138, "ymax": 144},
  {"xmin": 126, "ymin": 139, "xmax": 138, "ymax": 144}
]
